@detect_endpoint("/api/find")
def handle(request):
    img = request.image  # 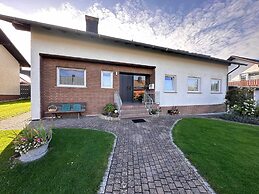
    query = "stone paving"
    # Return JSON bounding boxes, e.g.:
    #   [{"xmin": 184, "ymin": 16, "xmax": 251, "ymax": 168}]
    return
[{"xmin": 37, "ymin": 115, "xmax": 214, "ymax": 194}]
